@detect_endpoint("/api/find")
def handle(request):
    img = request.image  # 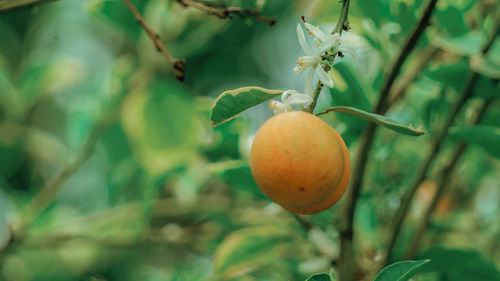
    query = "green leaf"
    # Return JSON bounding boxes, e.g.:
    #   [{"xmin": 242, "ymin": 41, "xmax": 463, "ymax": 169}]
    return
[
  {"xmin": 470, "ymin": 54, "xmax": 500, "ymax": 79},
  {"xmin": 328, "ymin": 63, "xmax": 373, "ymax": 143},
  {"xmin": 474, "ymin": 75, "xmax": 499, "ymax": 99},
  {"xmin": 317, "ymin": 106, "xmax": 426, "ymax": 136},
  {"xmin": 357, "ymin": 0, "xmax": 390, "ymax": 25},
  {"xmin": 425, "ymin": 60, "xmax": 470, "ymax": 91},
  {"xmin": 121, "ymin": 81, "xmax": 200, "ymax": 174},
  {"xmin": 448, "ymin": 125, "xmax": 500, "ymax": 159},
  {"xmin": 212, "ymin": 225, "xmax": 291, "ymax": 280},
  {"xmin": 210, "ymin": 86, "xmax": 284, "ymax": 127},
  {"xmin": 217, "ymin": 165, "xmax": 266, "ymax": 198},
  {"xmin": 433, "ymin": 32, "xmax": 483, "ymax": 56},
  {"xmin": 395, "ymin": 1, "xmax": 417, "ymax": 34},
  {"xmin": 330, "ymin": 63, "xmax": 372, "ymax": 112},
  {"xmin": 422, "ymin": 89, "xmax": 449, "ymax": 134},
  {"xmin": 329, "ymin": 268, "xmax": 337, "ymax": 280},
  {"xmin": 435, "ymin": 5, "xmax": 469, "ymax": 36},
  {"xmin": 87, "ymin": 0, "xmax": 146, "ymax": 39},
  {"xmin": 306, "ymin": 273, "xmax": 332, "ymax": 281},
  {"xmin": 416, "ymin": 247, "xmax": 500, "ymax": 281},
  {"xmin": 374, "ymin": 260, "xmax": 430, "ymax": 281},
  {"xmin": 0, "ymin": 189, "xmax": 13, "ymax": 250}
]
